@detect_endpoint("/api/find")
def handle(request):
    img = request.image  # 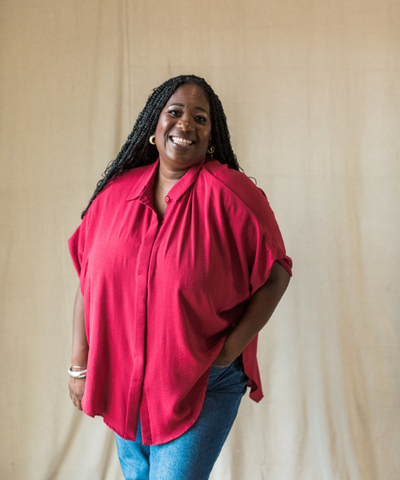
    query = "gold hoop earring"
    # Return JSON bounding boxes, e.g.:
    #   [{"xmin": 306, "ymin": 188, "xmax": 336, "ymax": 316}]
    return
[
  {"xmin": 149, "ymin": 135, "xmax": 156, "ymax": 145},
  {"xmin": 207, "ymin": 145, "xmax": 215, "ymax": 155}
]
